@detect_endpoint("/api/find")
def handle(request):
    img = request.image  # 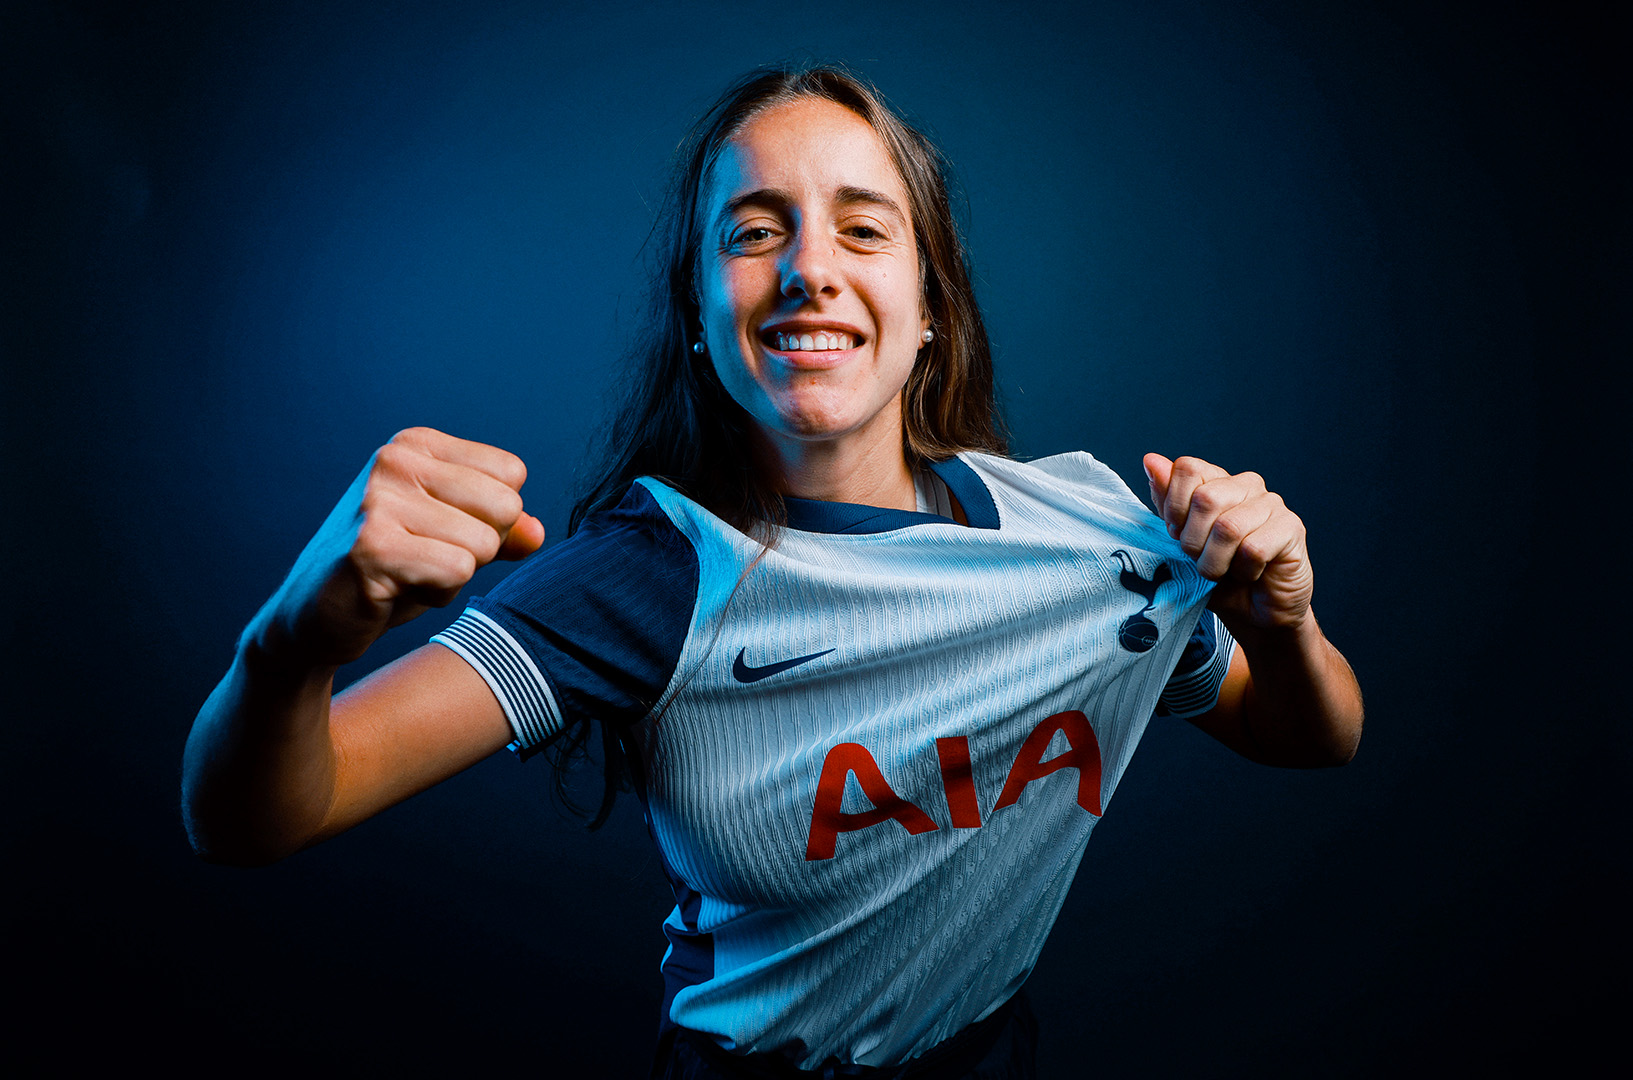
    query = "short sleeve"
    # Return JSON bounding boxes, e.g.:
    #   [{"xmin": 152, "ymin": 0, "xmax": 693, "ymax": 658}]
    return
[
  {"xmin": 1153, "ymin": 611, "xmax": 1236, "ymax": 719},
  {"xmin": 431, "ymin": 483, "xmax": 700, "ymax": 758}
]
